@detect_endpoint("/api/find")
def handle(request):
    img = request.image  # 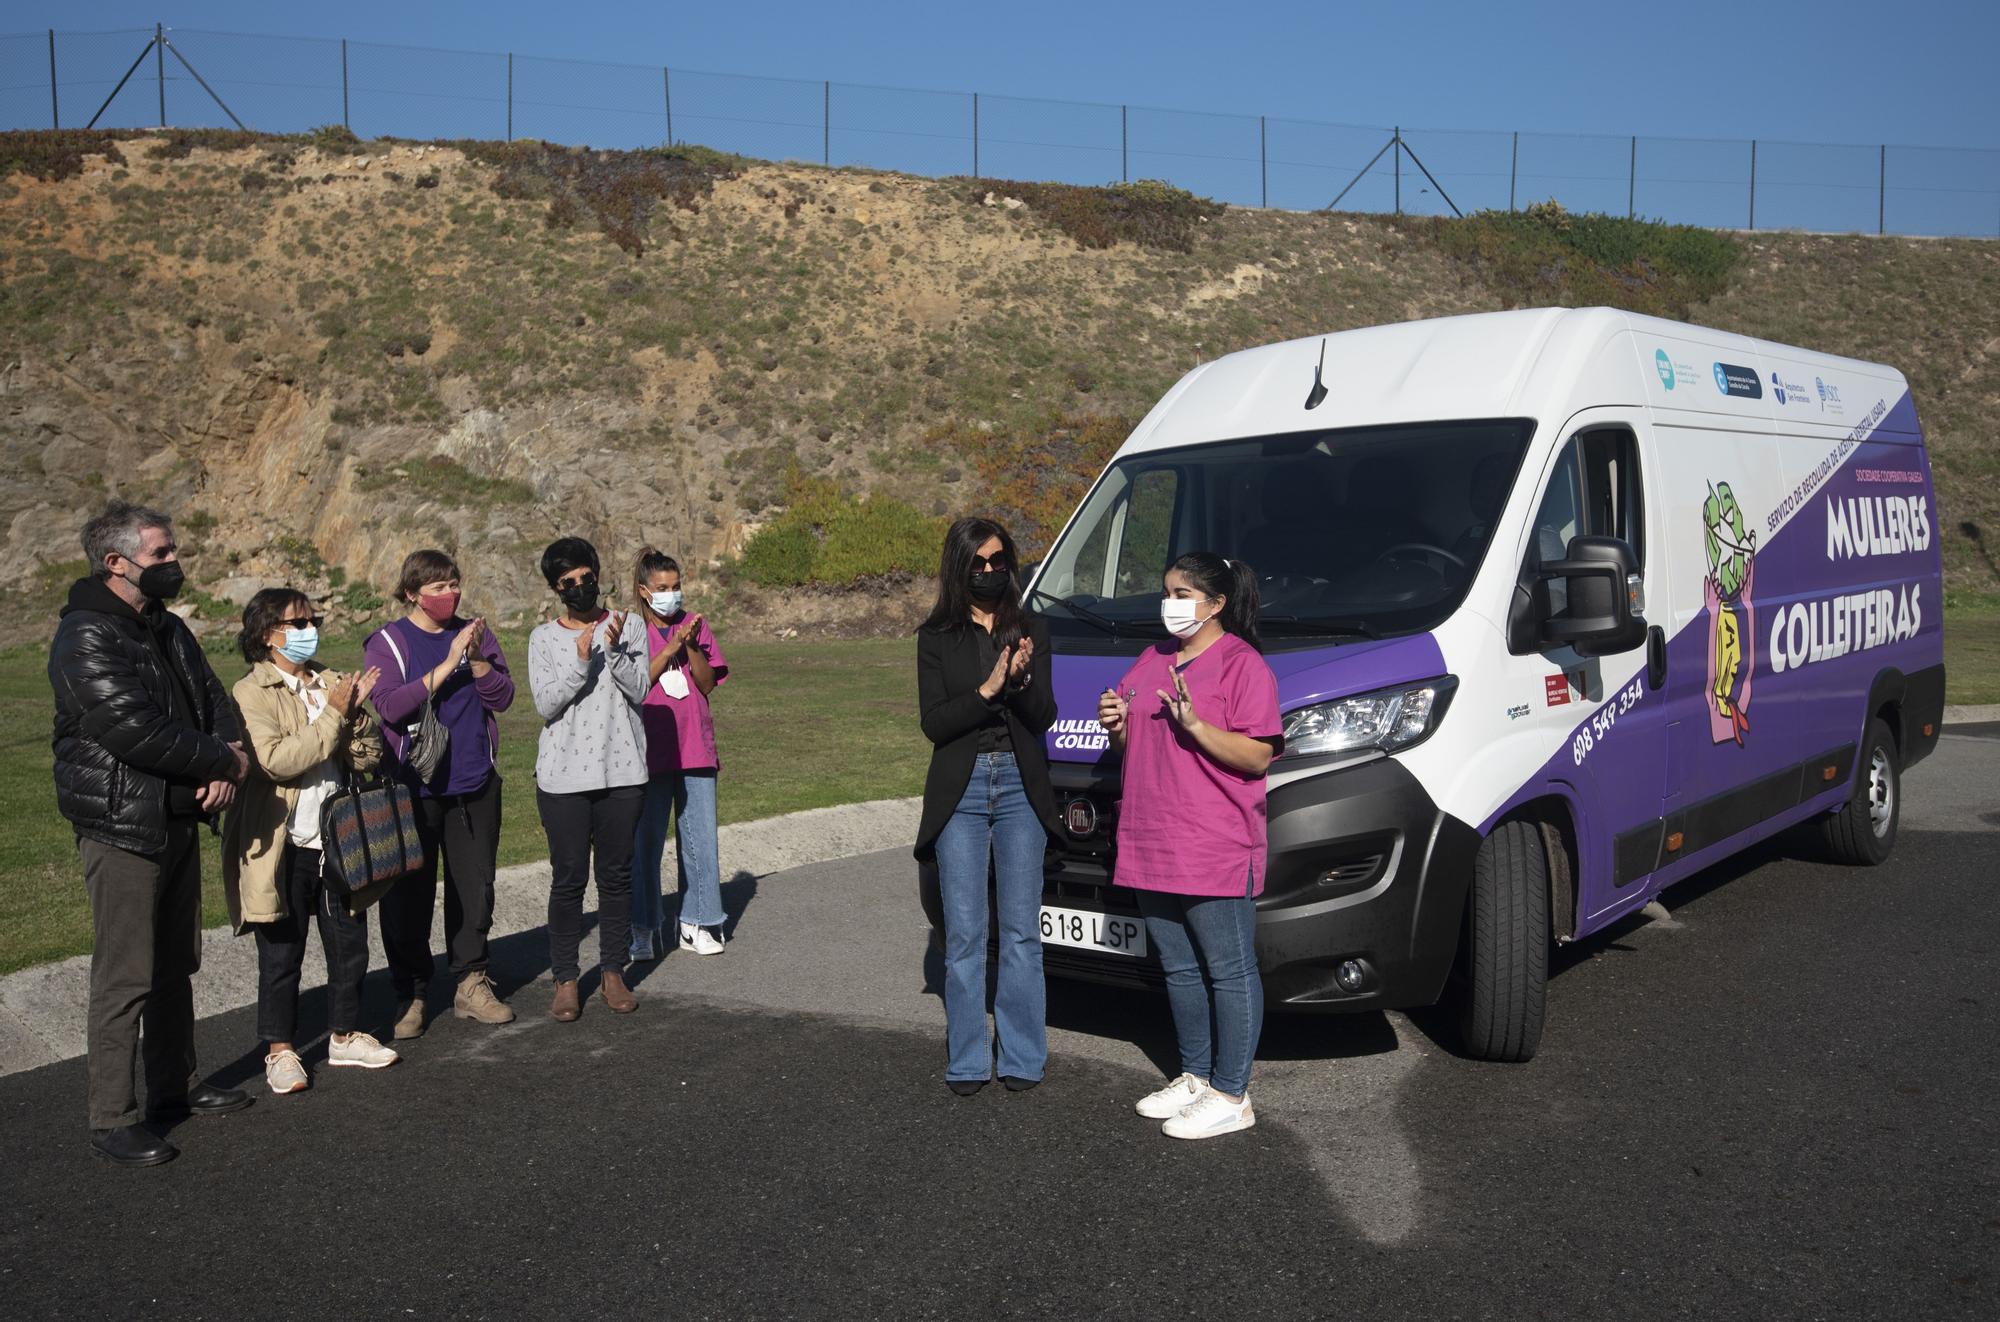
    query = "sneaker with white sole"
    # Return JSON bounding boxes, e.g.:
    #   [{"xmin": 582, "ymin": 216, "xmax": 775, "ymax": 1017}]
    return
[
  {"xmin": 264, "ymin": 1049, "xmax": 309, "ymax": 1095},
  {"xmin": 1135, "ymin": 1073, "xmax": 1210, "ymax": 1119},
  {"xmin": 328, "ymin": 1032, "xmax": 400, "ymax": 1070},
  {"xmin": 679, "ymin": 922, "xmax": 725, "ymax": 956},
  {"xmin": 1162, "ymin": 1090, "xmax": 1255, "ymax": 1140}
]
